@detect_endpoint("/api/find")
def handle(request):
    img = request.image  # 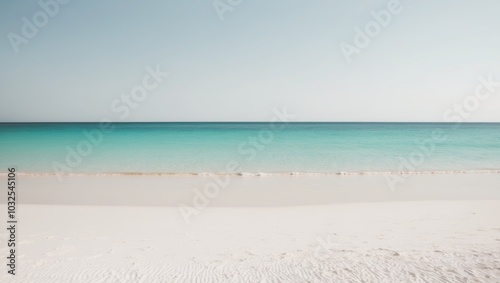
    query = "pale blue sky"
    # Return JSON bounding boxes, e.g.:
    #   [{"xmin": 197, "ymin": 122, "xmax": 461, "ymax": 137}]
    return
[{"xmin": 1, "ymin": 0, "xmax": 500, "ymax": 122}]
